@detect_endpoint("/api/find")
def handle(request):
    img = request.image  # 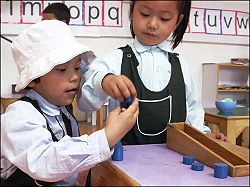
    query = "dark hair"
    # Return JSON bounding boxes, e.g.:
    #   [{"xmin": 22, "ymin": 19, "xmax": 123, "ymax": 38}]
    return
[
  {"xmin": 24, "ymin": 78, "xmax": 40, "ymax": 90},
  {"xmin": 129, "ymin": 1, "xmax": 191, "ymax": 49},
  {"xmin": 43, "ymin": 3, "xmax": 71, "ymax": 25}
]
